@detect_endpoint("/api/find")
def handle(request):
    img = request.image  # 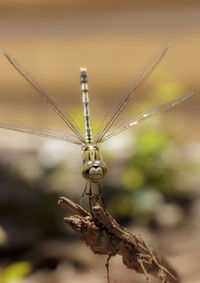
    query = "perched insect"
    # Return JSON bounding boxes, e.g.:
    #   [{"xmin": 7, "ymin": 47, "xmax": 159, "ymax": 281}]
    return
[{"xmin": 0, "ymin": 45, "xmax": 192, "ymax": 204}]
